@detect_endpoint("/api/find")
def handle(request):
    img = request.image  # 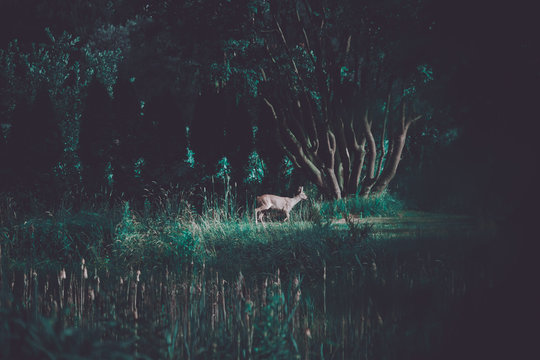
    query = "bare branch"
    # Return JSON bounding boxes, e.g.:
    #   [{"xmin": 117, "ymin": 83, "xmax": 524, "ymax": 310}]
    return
[
  {"xmin": 360, "ymin": 108, "xmax": 378, "ymax": 196},
  {"xmin": 407, "ymin": 115, "xmax": 423, "ymax": 127},
  {"xmin": 263, "ymin": 97, "xmax": 278, "ymax": 120},
  {"xmin": 401, "ymin": 101, "xmax": 406, "ymax": 132},
  {"xmin": 345, "ymin": 34, "xmax": 352, "ymax": 55},
  {"xmin": 324, "ymin": 130, "xmax": 342, "ymax": 199},
  {"xmin": 264, "ymin": 98, "xmax": 323, "ymax": 186}
]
